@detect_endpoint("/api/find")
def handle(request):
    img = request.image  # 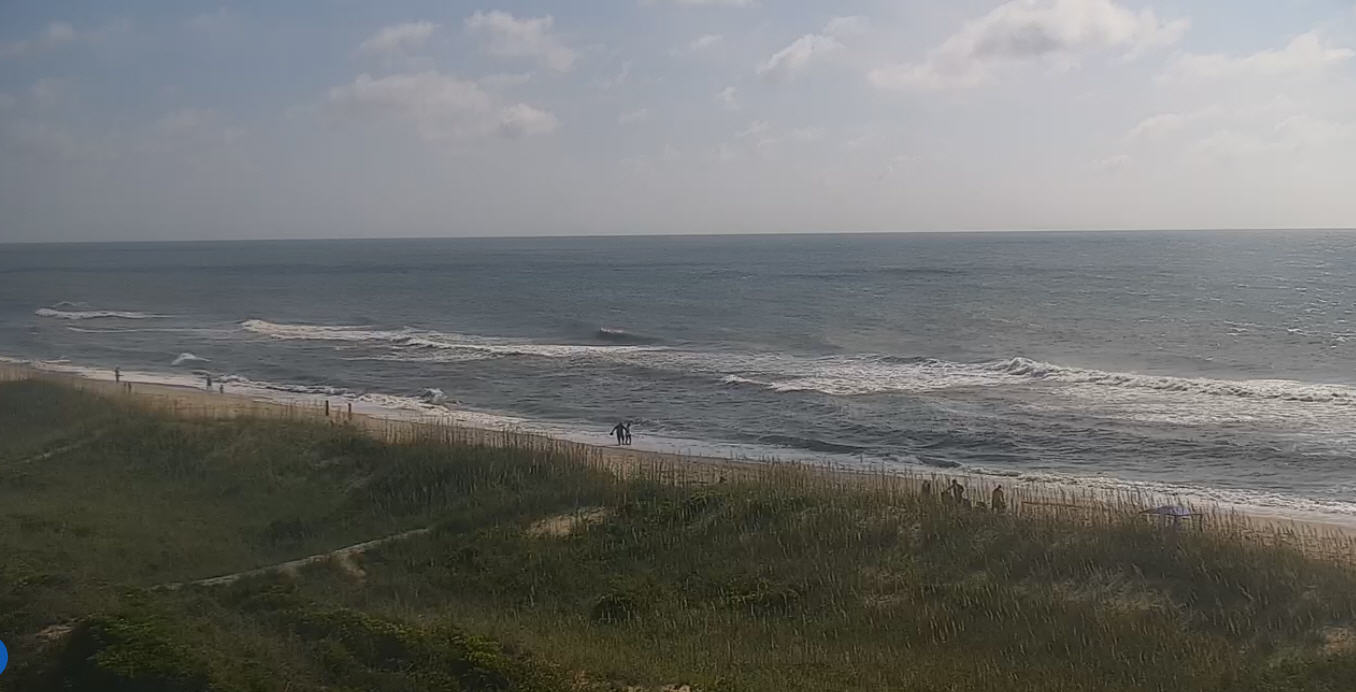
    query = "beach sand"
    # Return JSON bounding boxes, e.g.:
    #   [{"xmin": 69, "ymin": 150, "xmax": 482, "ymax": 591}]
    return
[{"xmin": 4, "ymin": 362, "xmax": 1354, "ymax": 561}]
